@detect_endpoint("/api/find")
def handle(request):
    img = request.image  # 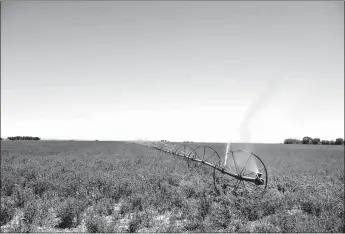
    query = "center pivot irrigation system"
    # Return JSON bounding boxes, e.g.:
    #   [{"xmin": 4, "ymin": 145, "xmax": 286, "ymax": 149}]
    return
[{"xmin": 137, "ymin": 141, "xmax": 268, "ymax": 197}]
